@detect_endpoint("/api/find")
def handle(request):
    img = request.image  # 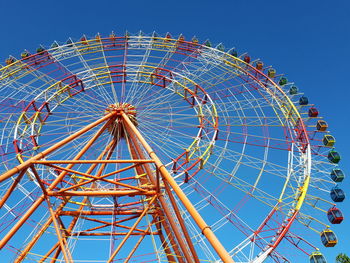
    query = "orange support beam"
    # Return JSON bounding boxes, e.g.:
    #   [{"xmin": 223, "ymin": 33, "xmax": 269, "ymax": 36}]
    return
[
  {"xmin": 15, "ymin": 139, "xmax": 119, "ymax": 262},
  {"xmin": 0, "ymin": 111, "xmax": 117, "ymax": 183},
  {"xmin": 0, "ymin": 169, "xmax": 26, "ymax": 209},
  {"xmin": 47, "ymin": 189, "xmax": 157, "ymax": 196},
  {"xmin": 1, "ymin": 108, "xmax": 234, "ymax": 262},
  {"xmin": 126, "ymin": 127, "xmax": 195, "ymax": 262},
  {"xmin": 121, "ymin": 111, "xmax": 234, "ymax": 263},
  {"xmin": 107, "ymin": 196, "xmax": 157, "ymax": 263},
  {"xmin": 0, "ymin": 114, "xmax": 114, "ymax": 250}
]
